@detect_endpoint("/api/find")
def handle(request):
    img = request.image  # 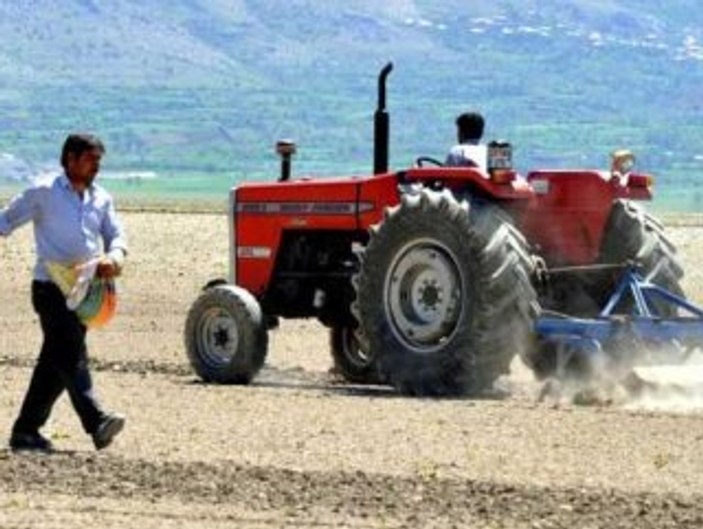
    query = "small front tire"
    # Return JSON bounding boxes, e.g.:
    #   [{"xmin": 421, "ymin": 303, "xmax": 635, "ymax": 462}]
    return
[{"xmin": 184, "ymin": 284, "xmax": 268, "ymax": 383}]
